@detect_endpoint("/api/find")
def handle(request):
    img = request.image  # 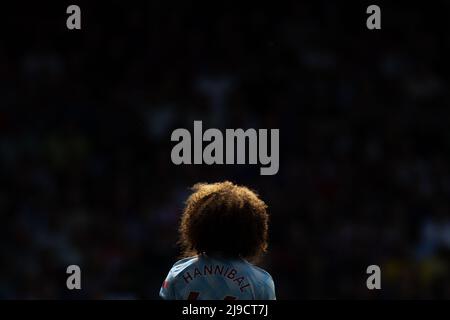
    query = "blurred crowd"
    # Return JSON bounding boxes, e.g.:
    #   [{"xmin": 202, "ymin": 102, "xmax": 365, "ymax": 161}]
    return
[{"xmin": 1, "ymin": 2, "xmax": 450, "ymax": 299}]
